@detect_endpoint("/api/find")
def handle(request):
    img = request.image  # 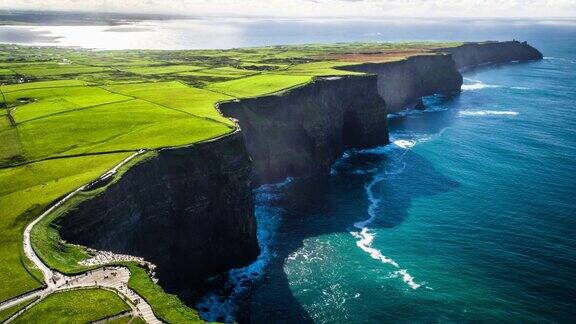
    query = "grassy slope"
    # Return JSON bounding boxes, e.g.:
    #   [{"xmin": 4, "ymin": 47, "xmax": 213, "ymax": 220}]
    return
[
  {"xmin": 127, "ymin": 264, "xmax": 202, "ymax": 323},
  {"xmin": 12, "ymin": 288, "xmax": 130, "ymax": 324},
  {"xmin": 0, "ymin": 296, "xmax": 39, "ymax": 322},
  {"xmin": 206, "ymin": 74, "xmax": 313, "ymax": 98},
  {"xmin": 0, "ymin": 153, "xmax": 129, "ymax": 301},
  {"xmin": 0, "ymin": 41, "xmax": 461, "ymax": 321}
]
